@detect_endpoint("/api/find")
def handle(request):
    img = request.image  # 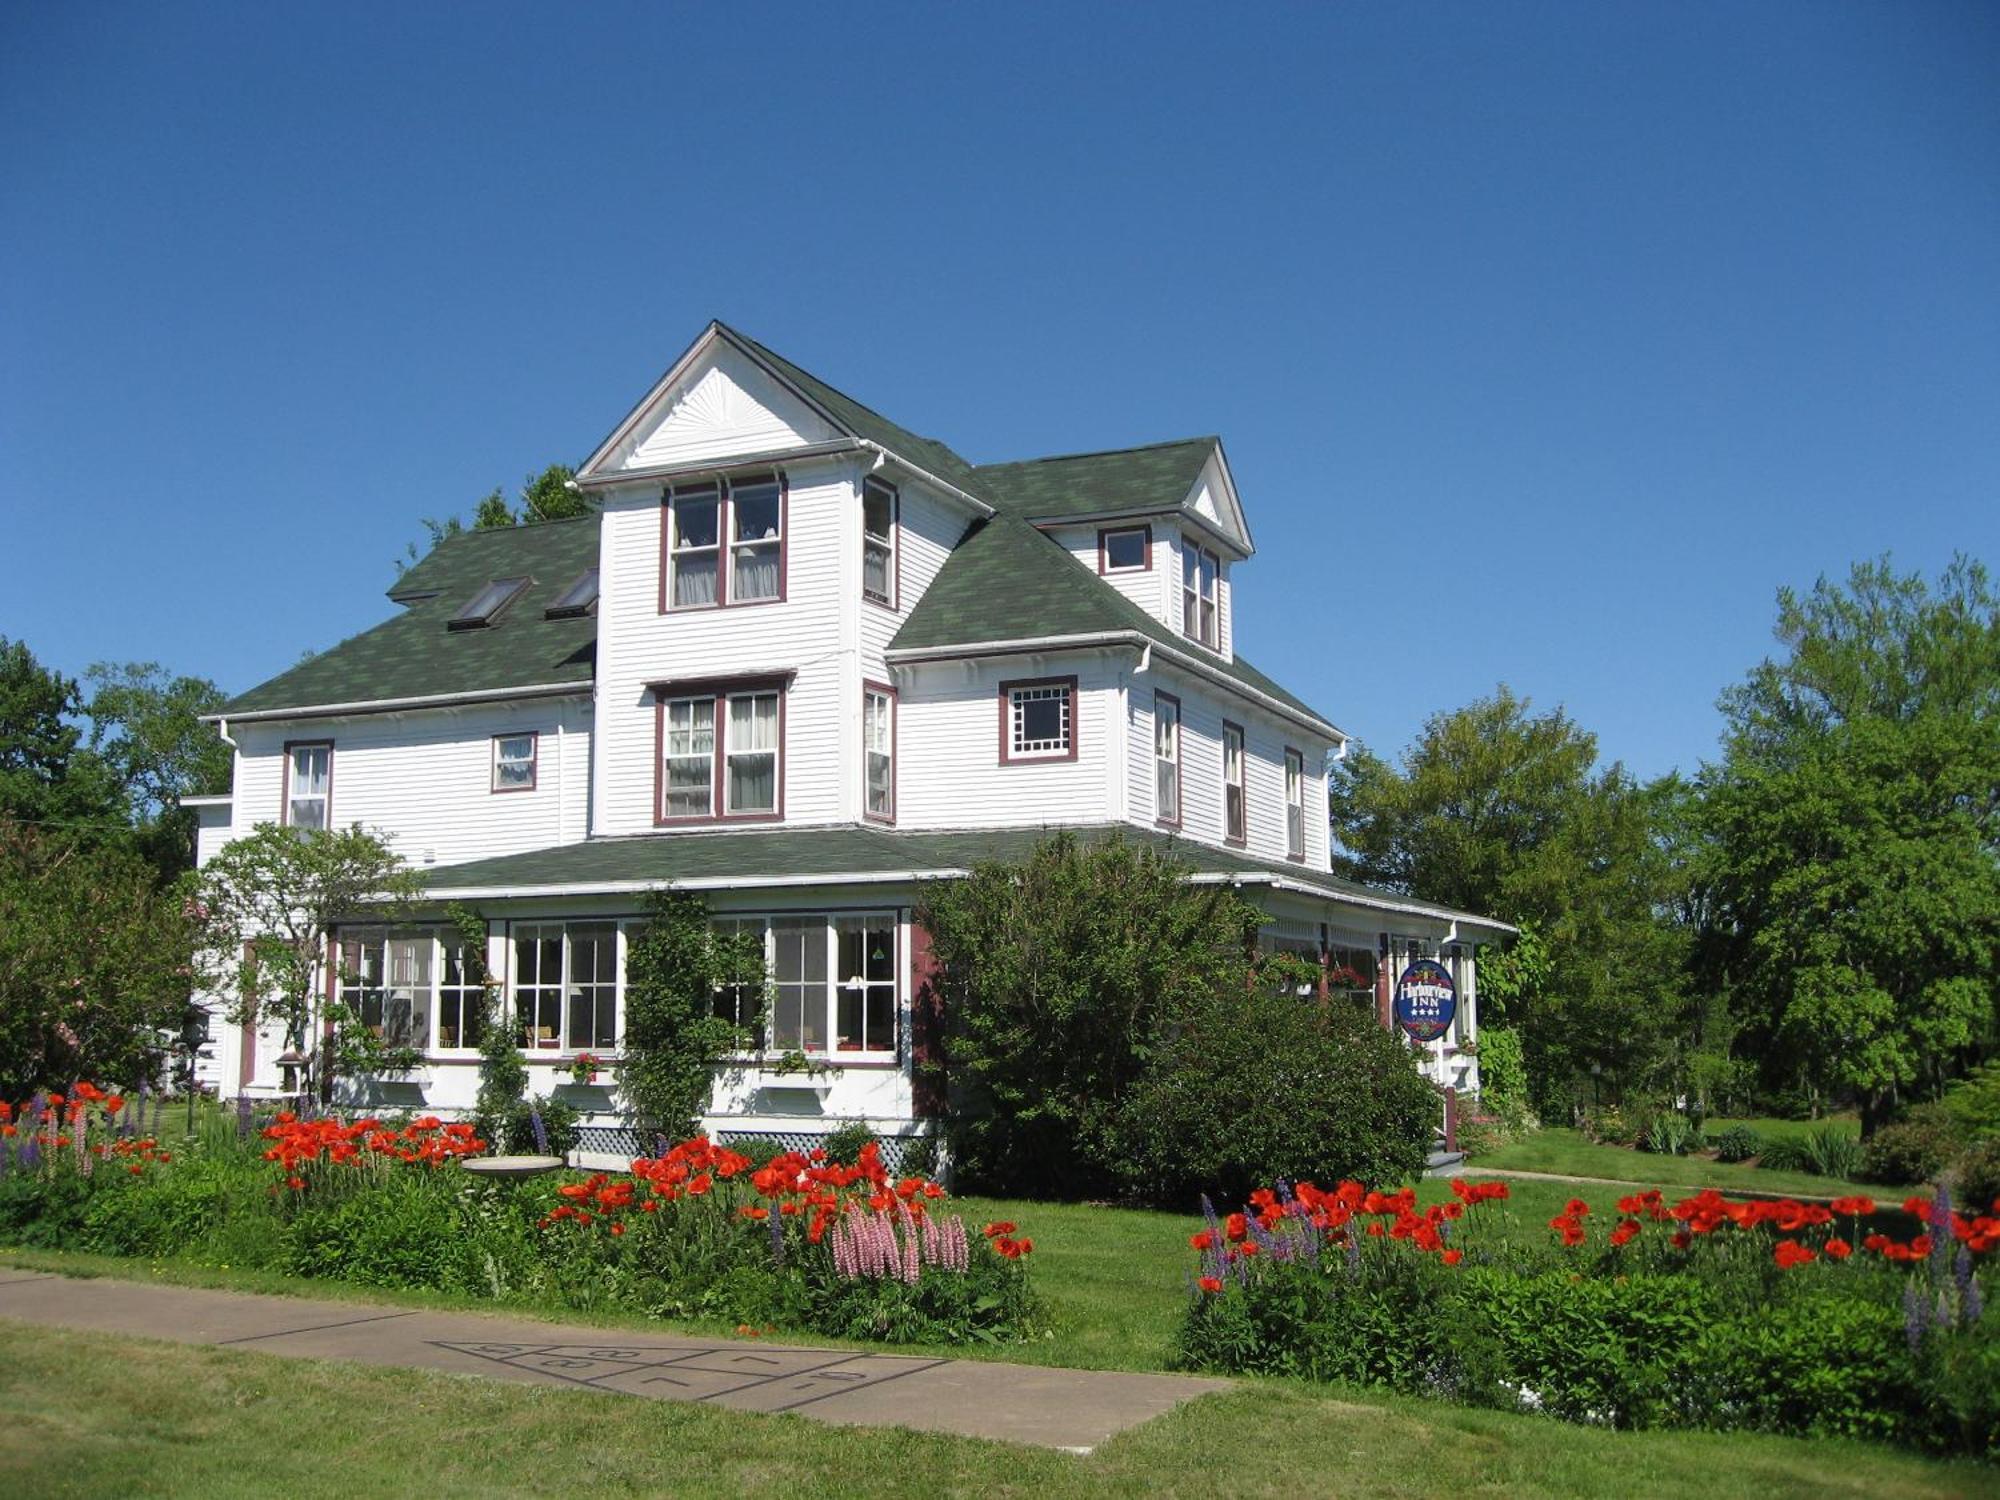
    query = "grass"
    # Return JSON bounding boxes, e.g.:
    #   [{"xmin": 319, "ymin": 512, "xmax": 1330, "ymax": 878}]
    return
[
  {"xmin": 0, "ymin": 1322, "xmax": 1987, "ymax": 1499},
  {"xmin": 1467, "ymin": 1127, "xmax": 1878, "ymax": 1198}
]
